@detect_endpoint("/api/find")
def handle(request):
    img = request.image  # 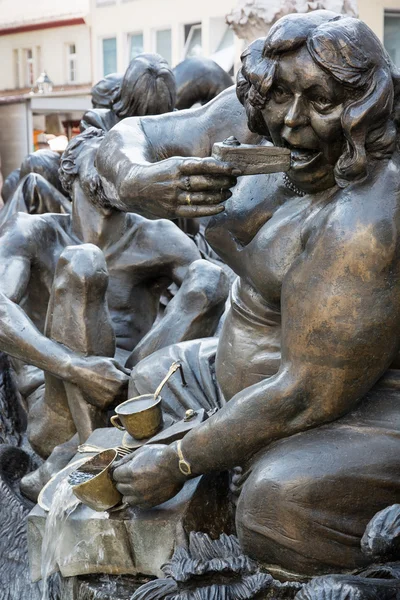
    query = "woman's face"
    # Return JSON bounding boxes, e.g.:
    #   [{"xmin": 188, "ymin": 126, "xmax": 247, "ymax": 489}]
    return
[{"xmin": 262, "ymin": 45, "xmax": 346, "ymax": 192}]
